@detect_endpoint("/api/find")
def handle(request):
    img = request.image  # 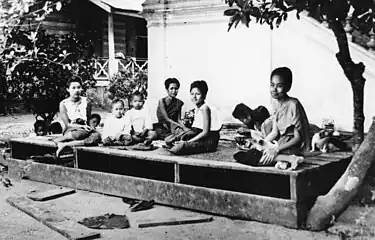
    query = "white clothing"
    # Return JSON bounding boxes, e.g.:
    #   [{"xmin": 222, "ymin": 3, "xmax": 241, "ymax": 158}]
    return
[
  {"xmin": 124, "ymin": 107, "xmax": 153, "ymax": 133},
  {"xmin": 101, "ymin": 115, "xmax": 129, "ymax": 139},
  {"xmin": 61, "ymin": 97, "xmax": 88, "ymax": 122},
  {"xmin": 192, "ymin": 103, "xmax": 222, "ymax": 131}
]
